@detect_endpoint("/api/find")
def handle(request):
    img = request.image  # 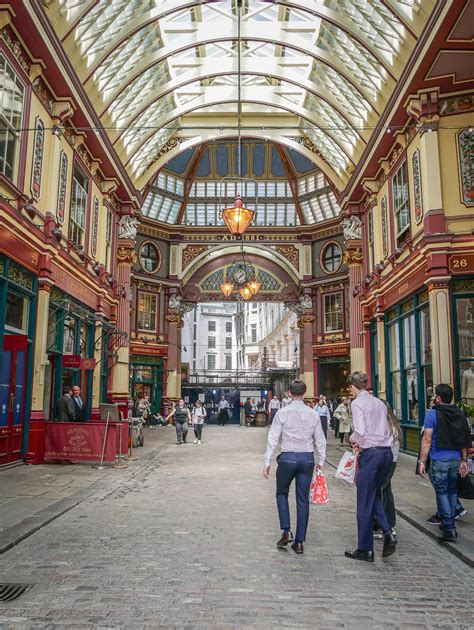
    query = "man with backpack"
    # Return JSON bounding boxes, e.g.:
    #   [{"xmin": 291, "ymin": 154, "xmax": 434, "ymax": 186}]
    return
[{"xmin": 418, "ymin": 384, "xmax": 471, "ymax": 543}]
